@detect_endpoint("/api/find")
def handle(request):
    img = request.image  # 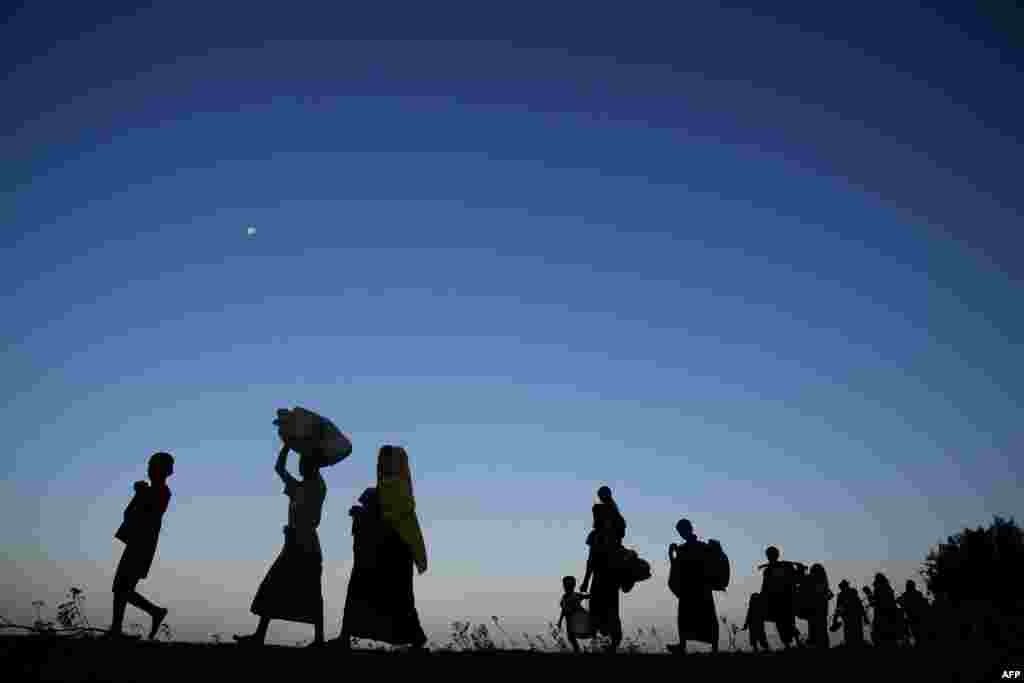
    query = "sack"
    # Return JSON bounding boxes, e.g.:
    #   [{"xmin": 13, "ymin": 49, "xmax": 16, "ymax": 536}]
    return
[
  {"xmin": 567, "ymin": 609, "xmax": 594, "ymax": 638},
  {"xmin": 705, "ymin": 539, "xmax": 730, "ymax": 592},
  {"xmin": 274, "ymin": 407, "xmax": 352, "ymax": 466},
  {"xmin": 616, "ymin": 547, "xmax": 652, "ymax": 585}
]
